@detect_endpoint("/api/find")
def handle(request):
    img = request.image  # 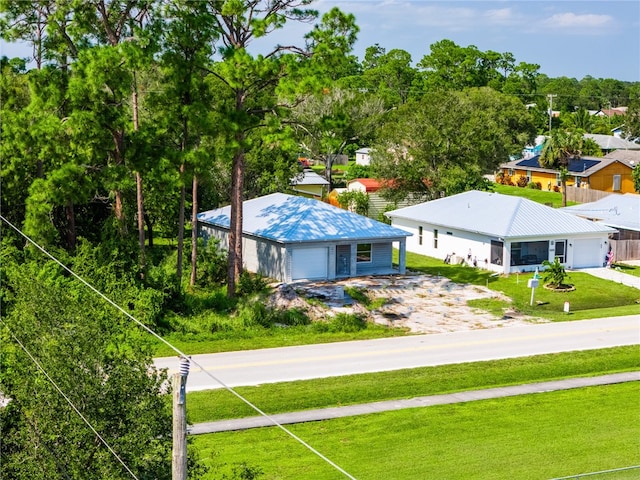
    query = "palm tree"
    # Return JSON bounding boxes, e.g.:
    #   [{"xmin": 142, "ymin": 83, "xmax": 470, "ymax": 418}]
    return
[
  {"xmin": 541, "ymin": 257, "xmax": 571, "ymax": 289},
  {"xmin": 539, "ymin": 130, "xmax": 584, "ymax": 207}
]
